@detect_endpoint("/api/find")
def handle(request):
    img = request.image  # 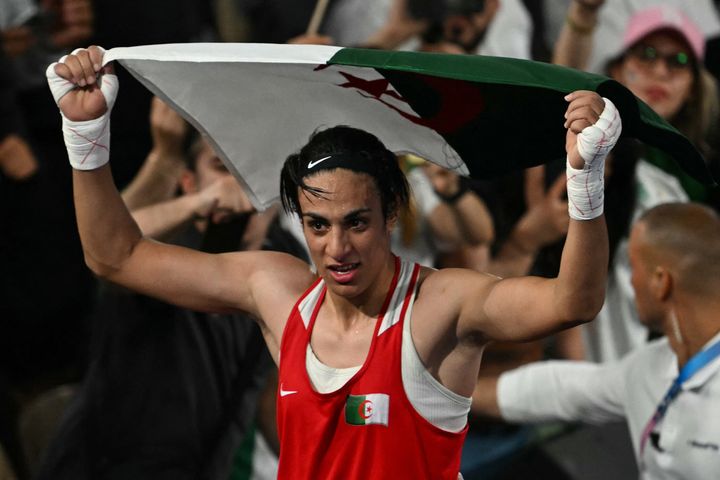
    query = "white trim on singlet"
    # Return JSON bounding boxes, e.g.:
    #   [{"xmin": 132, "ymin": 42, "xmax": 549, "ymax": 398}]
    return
[
  {"xmin": 378, "ymin": 259, "xmax": 415, "ymax": 335},
  {"xmin": 400, "ymin": 301, "xmax": 471, "ymax": 433},
  {"xmin": 298, "ymin": 280, "xmax": 324, "ymax": 328},
  {"xmin": 305, "ymin": 259, "xmax": 470, "ymax": 432}
]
